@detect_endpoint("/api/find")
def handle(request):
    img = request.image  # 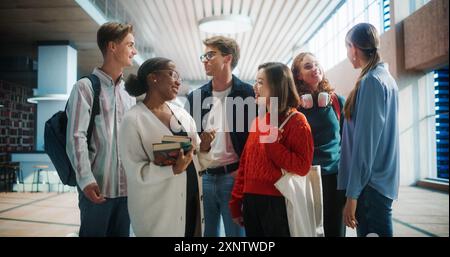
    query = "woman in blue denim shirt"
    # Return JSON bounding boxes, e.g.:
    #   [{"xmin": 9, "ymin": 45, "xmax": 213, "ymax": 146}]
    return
[{"xmin": 338, "ymin": 23, "xmax": 400, "ymax": 237}]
